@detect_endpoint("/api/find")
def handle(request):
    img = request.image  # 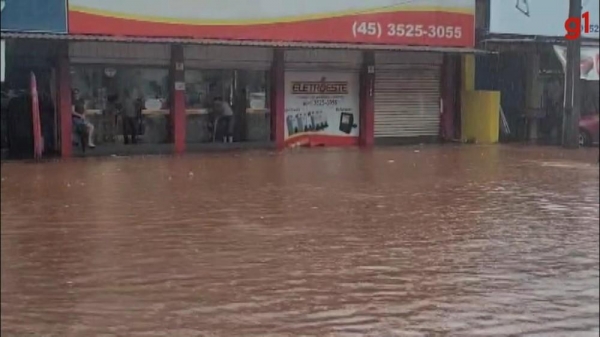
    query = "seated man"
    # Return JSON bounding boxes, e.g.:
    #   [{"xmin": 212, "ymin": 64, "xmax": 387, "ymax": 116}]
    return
[{"xmin": 72, "ymin": 89, "xmax": 95, "ymax": 148}]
